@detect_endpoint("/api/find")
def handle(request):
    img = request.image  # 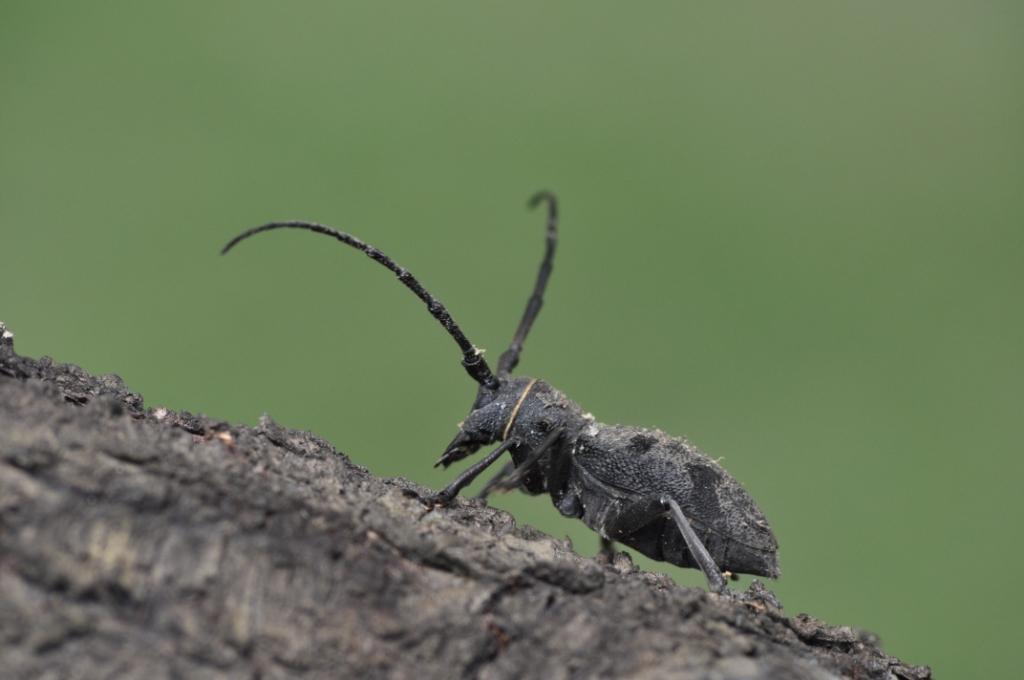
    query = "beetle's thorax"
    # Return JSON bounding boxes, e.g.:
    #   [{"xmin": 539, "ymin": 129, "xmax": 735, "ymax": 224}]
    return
[{"xmin": 498, "ymin": 378, "xmax": 590, "ymax": 447}]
